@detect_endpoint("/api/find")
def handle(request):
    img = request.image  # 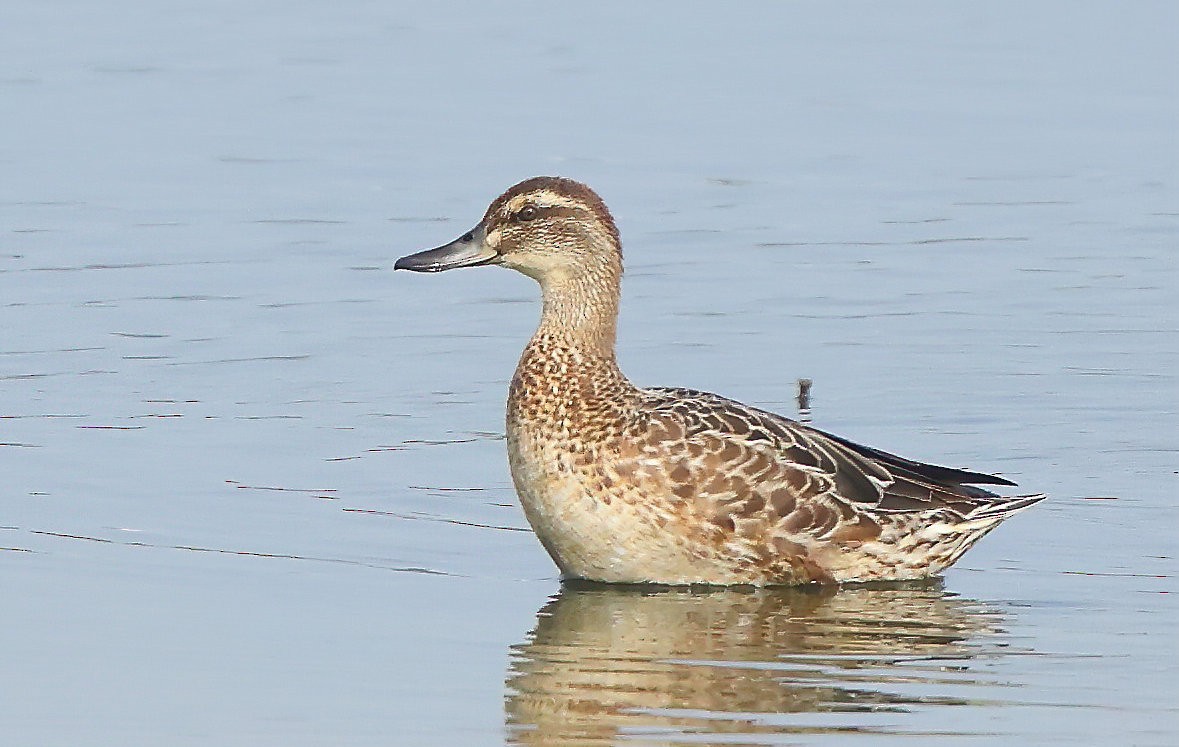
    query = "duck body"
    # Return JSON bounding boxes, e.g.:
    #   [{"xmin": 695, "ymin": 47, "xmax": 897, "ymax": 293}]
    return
[{"xmin": 396, "ymin": 176, "xmax": 1044, "ymax": 585}]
